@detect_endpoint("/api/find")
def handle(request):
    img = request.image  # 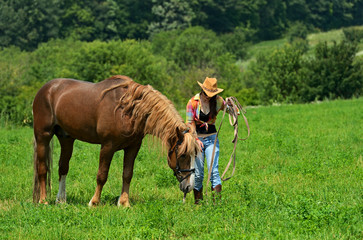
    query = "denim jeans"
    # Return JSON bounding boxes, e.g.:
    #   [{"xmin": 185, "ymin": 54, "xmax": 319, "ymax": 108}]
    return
[{"xmin": 194, "ymin": 134, "xmax": 222, "ymax": 191}]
